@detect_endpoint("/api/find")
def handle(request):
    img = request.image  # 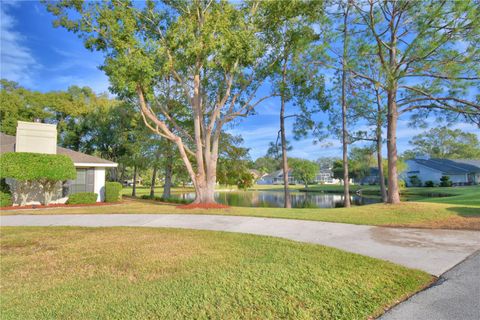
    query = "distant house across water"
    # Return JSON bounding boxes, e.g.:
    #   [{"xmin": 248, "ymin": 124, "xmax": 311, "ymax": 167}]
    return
[{"xmin": 403, "ymin": 157, "xmax": 480, "ymax": 186}]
